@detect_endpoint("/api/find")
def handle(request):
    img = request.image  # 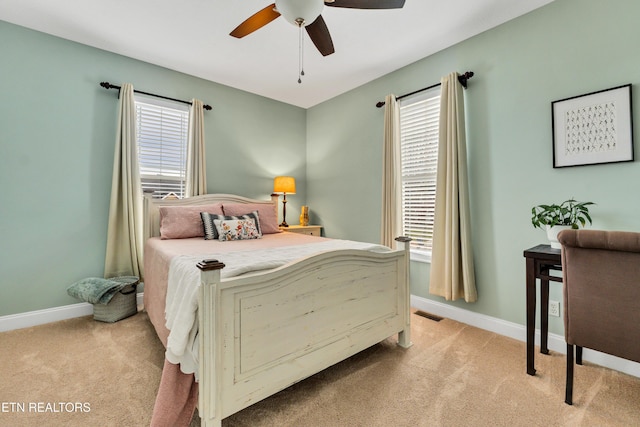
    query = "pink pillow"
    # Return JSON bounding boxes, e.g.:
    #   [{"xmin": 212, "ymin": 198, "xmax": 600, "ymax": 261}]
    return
[
  {"xmin": 222, "ymin": 203, "xmax": 281, "ymax": 234},
  {"xmin": 159, "ymin": 203, "xmax": 223, "ymax": 239}
]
